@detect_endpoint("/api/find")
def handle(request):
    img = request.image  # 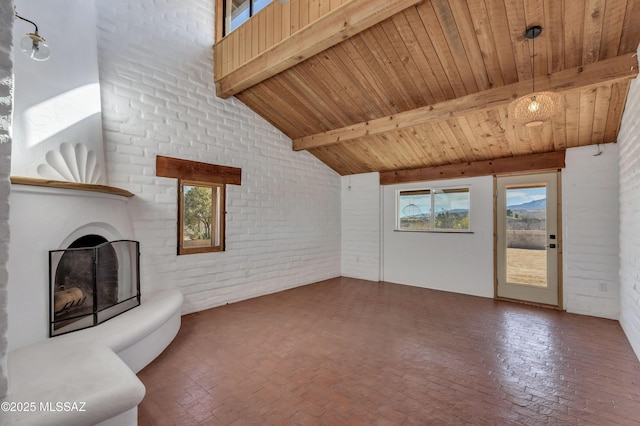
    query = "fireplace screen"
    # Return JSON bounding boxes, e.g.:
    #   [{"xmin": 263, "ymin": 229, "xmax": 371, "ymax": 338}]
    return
[{"xmin": 49, "ymin": 239, "xmax": 140, "ymax": 337}]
